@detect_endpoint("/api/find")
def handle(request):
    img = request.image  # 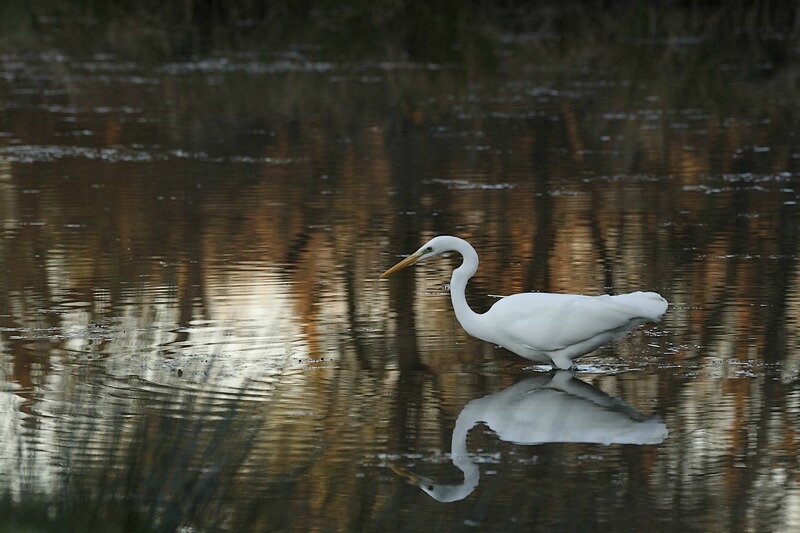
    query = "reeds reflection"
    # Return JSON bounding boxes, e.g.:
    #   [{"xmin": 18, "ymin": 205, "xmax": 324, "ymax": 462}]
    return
[
  {"xmin": 393, "ymin": 371, "xmax": 668, "ymax": 502},
  {"xmin": 0, "ymin": 44, "xmax": 799, "ymax": 530}
]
